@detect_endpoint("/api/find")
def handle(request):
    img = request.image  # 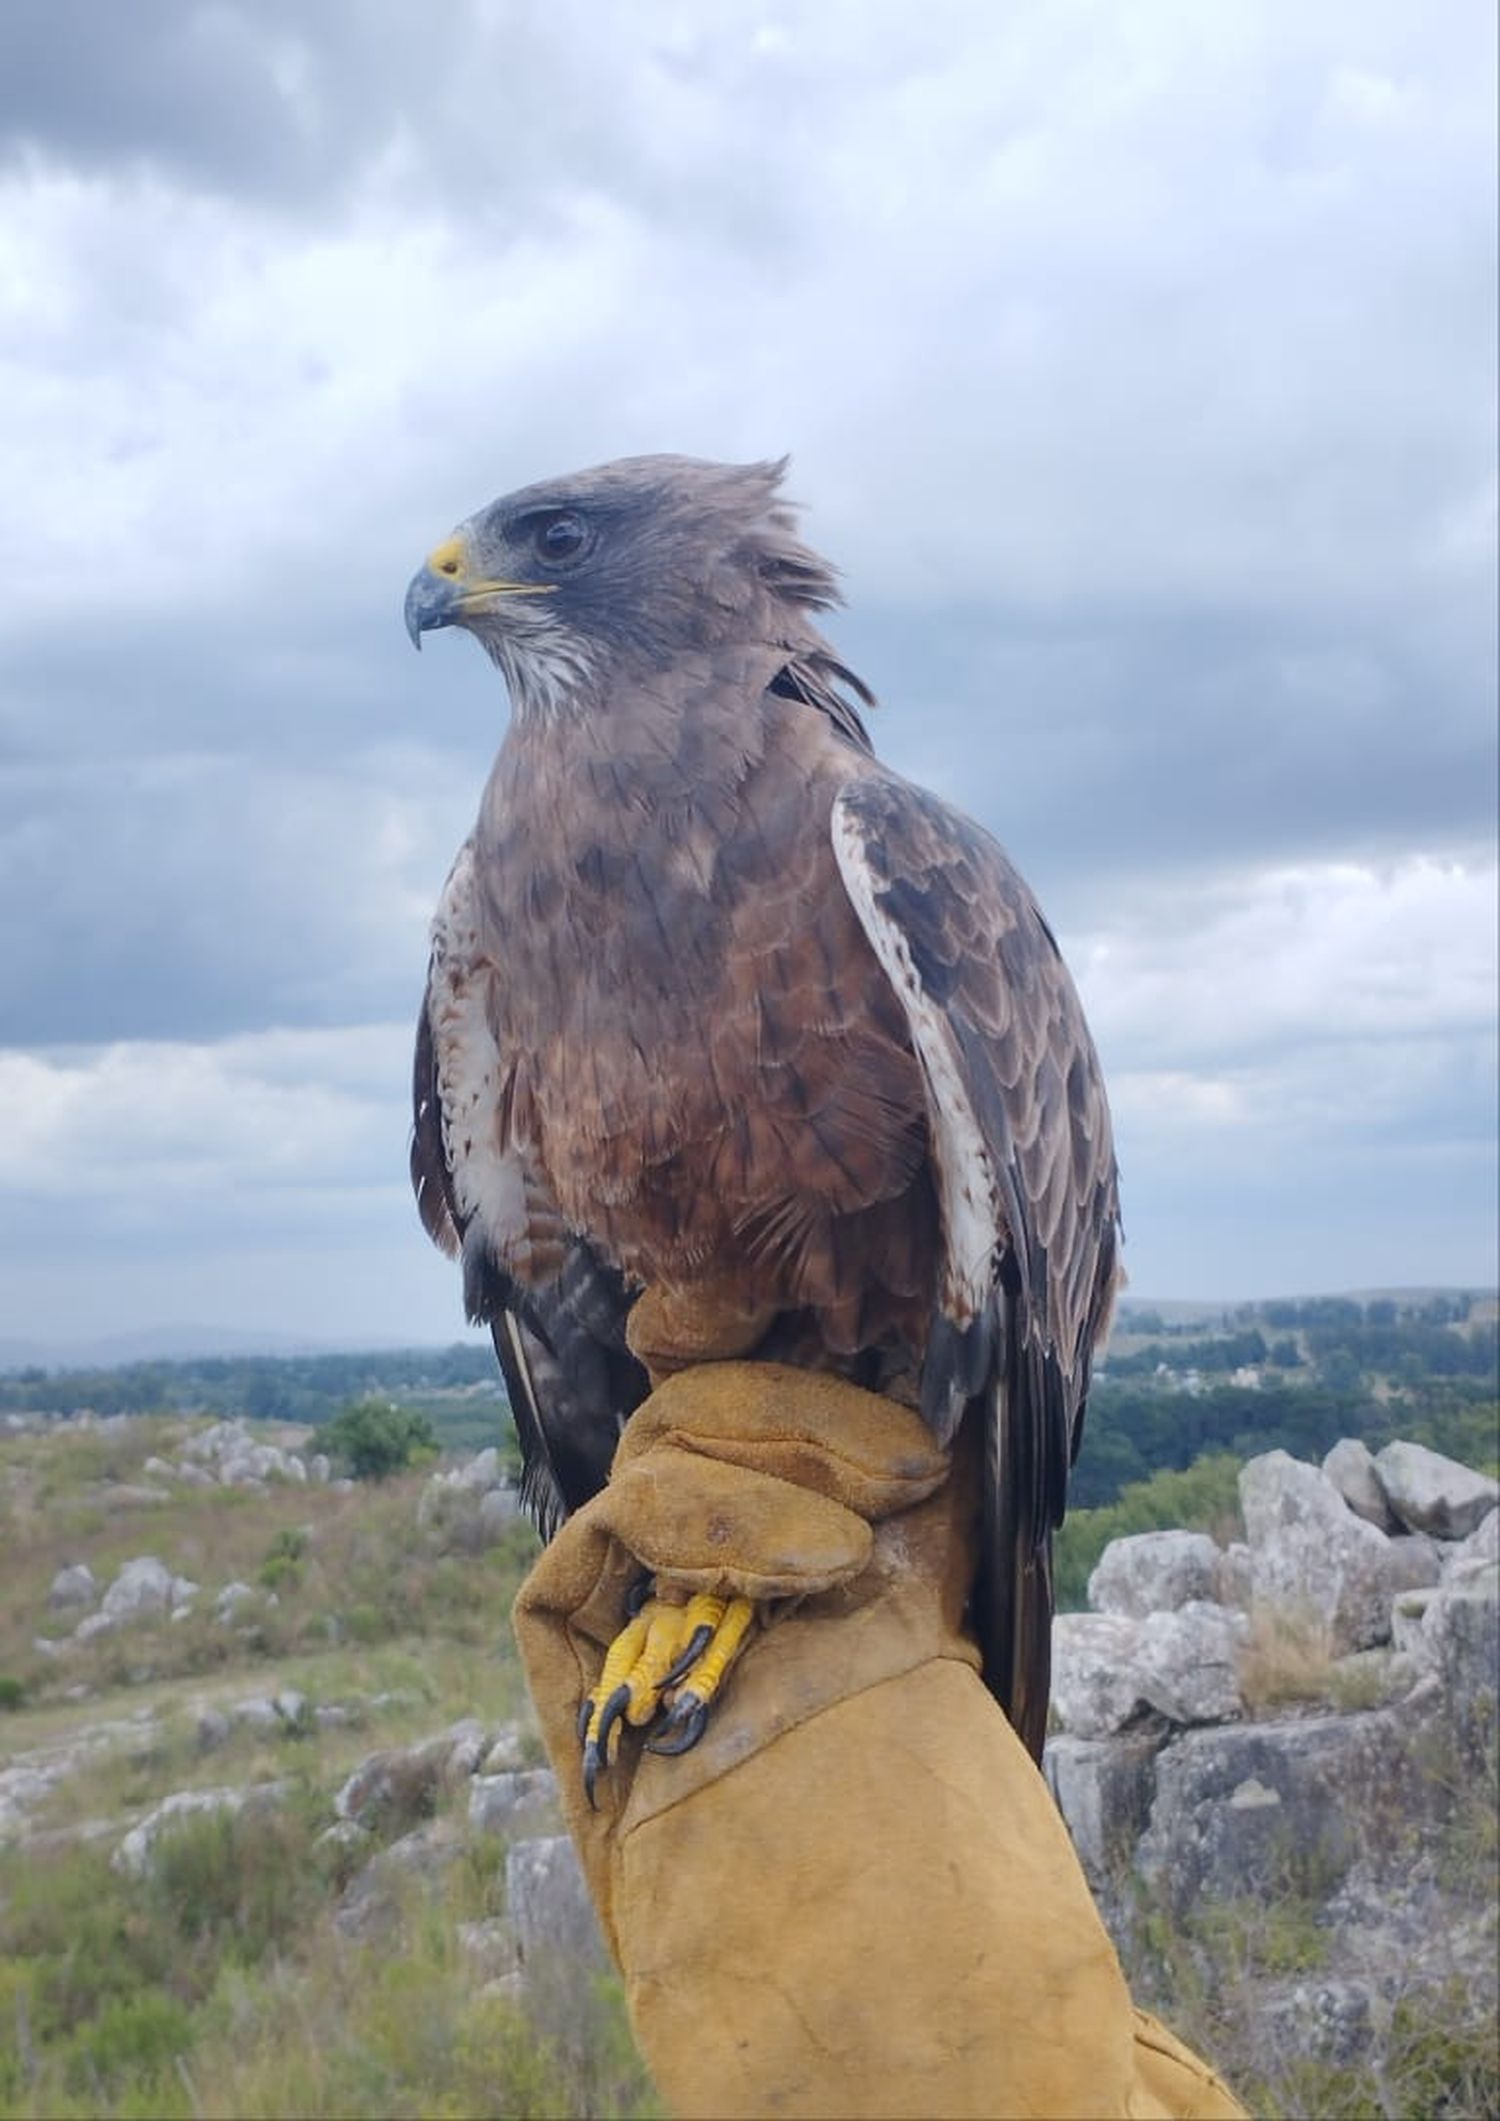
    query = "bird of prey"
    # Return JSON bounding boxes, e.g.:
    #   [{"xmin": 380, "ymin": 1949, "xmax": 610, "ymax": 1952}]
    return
[{"xmin": 405, "ymin": 456, "xmax": 1120, "ymax": 1773}]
